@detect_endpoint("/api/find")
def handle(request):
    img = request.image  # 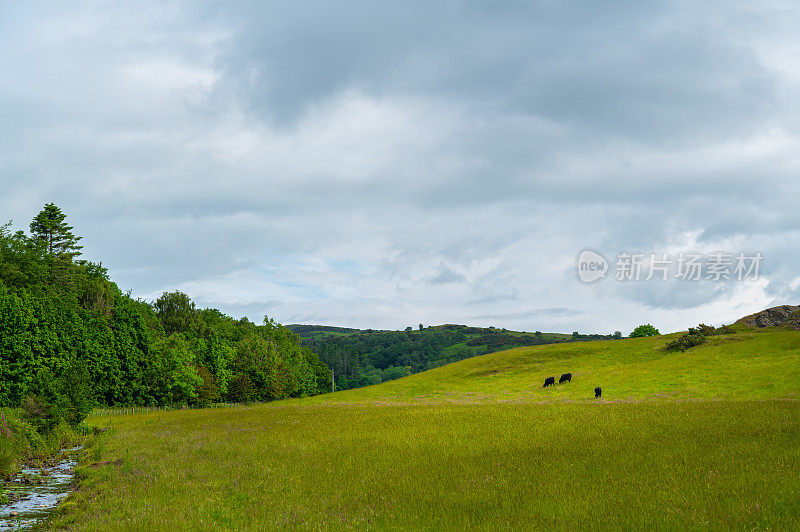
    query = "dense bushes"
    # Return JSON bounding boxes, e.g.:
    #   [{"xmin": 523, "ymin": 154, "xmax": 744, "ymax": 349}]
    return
[
  {"xmin": 0, "ymin": 407, "xmax": 83, "ymax": 479},
  {"xmin": 20, "ymin": 365, "xmax": 93, "ymax": 432},
  {"xmin": 665, "ymin": 323, "xmax": 734, "ymax": 352},
  {"xmin": 665, "ymin": 328, "xmax": 707, "ymax": 351}
]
